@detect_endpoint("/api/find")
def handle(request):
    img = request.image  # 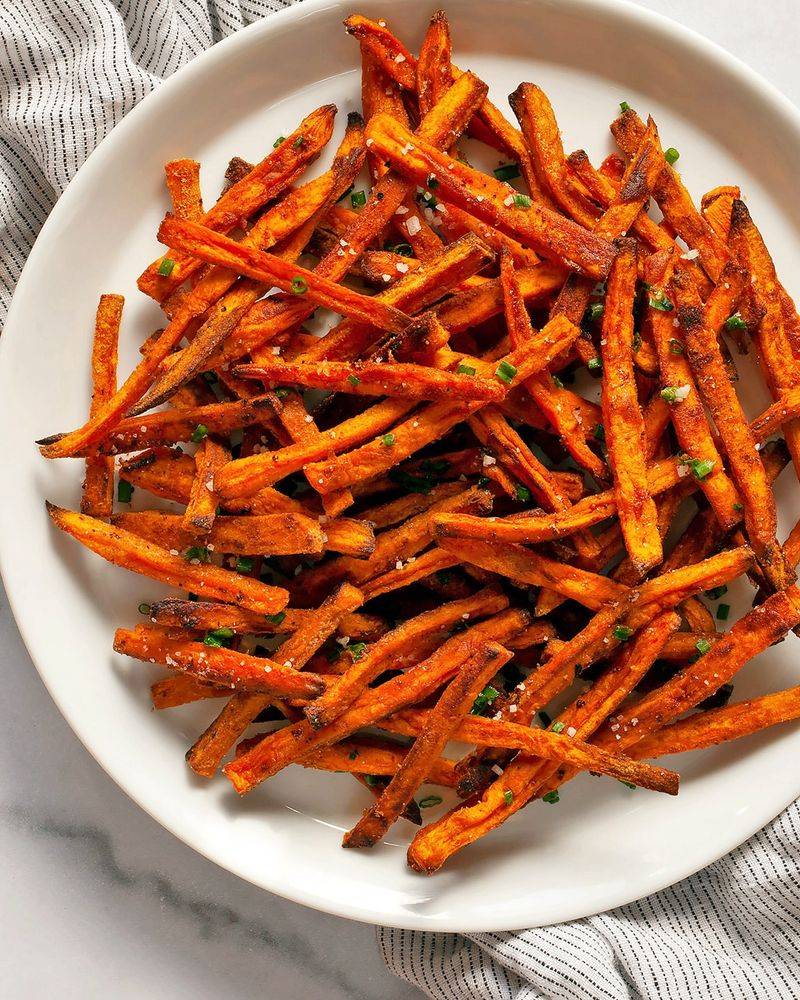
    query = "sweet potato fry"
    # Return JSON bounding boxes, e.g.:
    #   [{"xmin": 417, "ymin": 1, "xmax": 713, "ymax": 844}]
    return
[
  {"xmin": 304, "ymin": 316, "xmax": 580, "ymax": 493},
  {"xmin": 416, "ymin": 10, "xmax": 454, "ymax": 116},
  {"xmin": 47, "ymin": 503, "xmax": 288, "ymax": 614},
  {"xmin": 164, "ymin": 158, "xmax": 203, "ymax": 222},
  {"xmin": 361, "ymin": 548, "xmax": 458, "ymax": 599},
  {"xmin": 113, "ymin": 510, "xmax": 328, "ymax": 557},
  {"xmin": 233, "ymin": 358, "xmax": 504, "ymax": 402},
  {"xmin": 157, "ymin": 215, "xmax": 411, "ymax": 335},
  {"xmin": 509, "ymin": 84, "xmax": 598, "ymax": 228},
  {"xmin": 593, "ymin": 585, "xmax": 800, "ymax": 752},
  {"xmin": 364, "ymin": 113, "xmax": 614, "ymax": 278},
  {"xmin": 631, "ymin": 685, "xmax": 800, "ymax": 758},
  {"xmin": 147, "ymin": 598, "xmax": 382, "ymax": 641},
  {"xmin": 114, "ymin": 625, "xmax": 326, "ymax": 698},
  {"xmin": 675, "ymin": 268, "xmax": 794, "ymax": 590},
  {"xmin": 343, "ymin": 641, "xmax": 512, "ymax": 847},
  {"xmin": 81, "ymin": 294, "xmax": 122, "ymax": 518},
  {"xmin": 601, "ymin": 240, "xmax": 662, "ymax": 574},
  {"xmin": 186, "ymin": 582, "xmax": 364, "ymax": 776},
  {"xmin": 151, "ymin": 673, "xmax": 229, "ymax": 710},
  {"xmin": 611, "ymin": 108, "xmax": 730, "ymax": 281},
  {"xmin": 222, "ymin": 608, "xmax": 530, "ymax": 792},
  {"xmin": 183, "ymin": 437, "xmax": 229, "ymax": 535},
  {"xmin": 139, "ymin": 104, "xmax": 336, "ymax": 301},
  {"xmin": 344, "ymin": 14, "xmax": 417, "ymax": 90},
  {"xmin": 728, "ymin": 198, "xmax": 800, "ymax": 476},
  {"xmin": 644, "ymin": 251, "xmax": 740, "ymax": 529},
  {"xmin": 305, "ymin": 587, "xmax": 508, "ymax": 729}
]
